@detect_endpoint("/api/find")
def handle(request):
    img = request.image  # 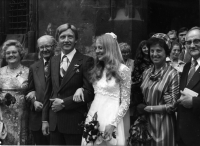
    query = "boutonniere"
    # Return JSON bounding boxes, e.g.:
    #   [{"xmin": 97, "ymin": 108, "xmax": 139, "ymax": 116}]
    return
[{"xmin": 74, "ymin": 64, "xmax": 80, "ymax": 73}]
